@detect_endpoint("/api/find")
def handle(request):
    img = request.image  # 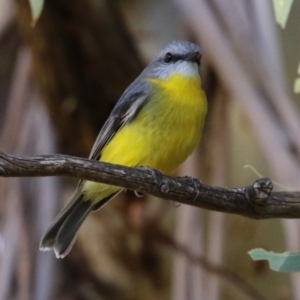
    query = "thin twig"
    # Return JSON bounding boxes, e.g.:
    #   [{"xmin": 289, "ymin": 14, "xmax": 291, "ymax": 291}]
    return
[
  {"xmin": 0, "ymin": 179, "xmax": 21, "ymax": 300},
  {"xmin": 0, "ymin": 0, "xmax": 15, "ymax": 43},
  {"xmin": 155, "ymin": 231, "xmax": 266, "ymax": 300},
  {"xmin": 172, "ymin": 151, "xmax": 206, "ymax": 300}
]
